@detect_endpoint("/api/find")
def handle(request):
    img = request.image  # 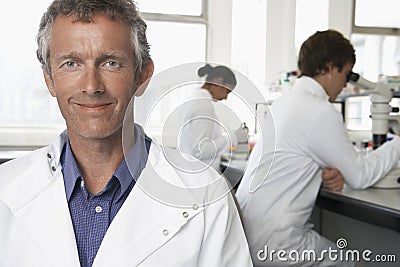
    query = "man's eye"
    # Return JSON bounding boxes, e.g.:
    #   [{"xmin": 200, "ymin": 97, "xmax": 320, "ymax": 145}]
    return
[
  {"xmin": 105, "ymin": 61, "xmax": 119, "ymax": 67},
  {"xmin": 64, "ymin": 61, "xmax": 76, "ymax": 67}
]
